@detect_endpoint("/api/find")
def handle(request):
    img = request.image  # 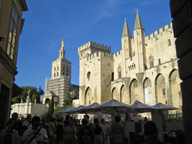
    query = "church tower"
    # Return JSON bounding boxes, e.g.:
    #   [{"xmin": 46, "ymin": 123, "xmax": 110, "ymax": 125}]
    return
[
  {"xmin": 133, "ymin": 10, "xmax": 146, "ymax": 73},
  {"xmin": 51, "ymin": 40, "xmax": 71, "ymax": 79},
  {"xmin": 44, "ymin": 40, "xmax": 72, "ymax": 106}
]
